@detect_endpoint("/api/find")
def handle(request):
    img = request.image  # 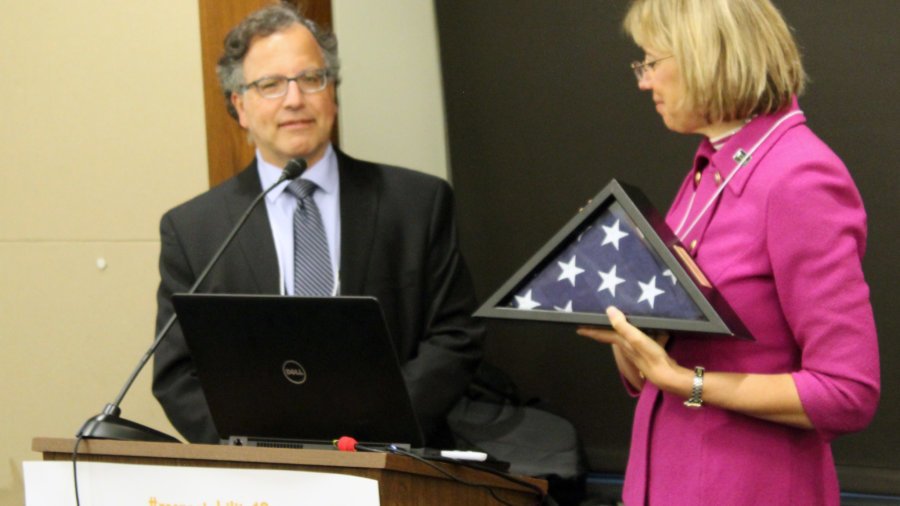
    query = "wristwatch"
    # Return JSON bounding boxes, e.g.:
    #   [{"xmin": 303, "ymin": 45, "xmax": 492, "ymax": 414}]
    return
[{"xmin": 683, "ymin": 366, "xmax": 705, "ymax": 408}]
